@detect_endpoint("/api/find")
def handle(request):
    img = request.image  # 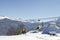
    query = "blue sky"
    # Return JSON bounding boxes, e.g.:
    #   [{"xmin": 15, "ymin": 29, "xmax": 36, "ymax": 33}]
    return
[{"xmin": 0, "ymin": 0, "xmax": 60, "ymax": 19}]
